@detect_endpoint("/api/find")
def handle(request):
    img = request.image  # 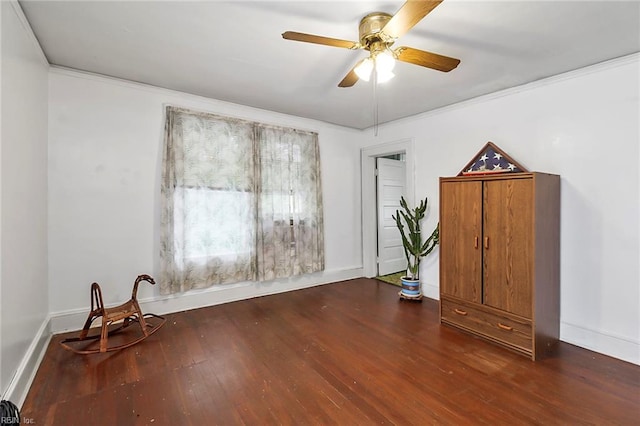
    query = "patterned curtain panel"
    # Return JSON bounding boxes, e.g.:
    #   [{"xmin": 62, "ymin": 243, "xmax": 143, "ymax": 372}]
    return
[
  {"xmin": 160, "ymin": 107, "xmax": 324, "ymax": 294},
  {"xmin": 255, "ymin": 126, "xmax": 324, "ymax": 281}
]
